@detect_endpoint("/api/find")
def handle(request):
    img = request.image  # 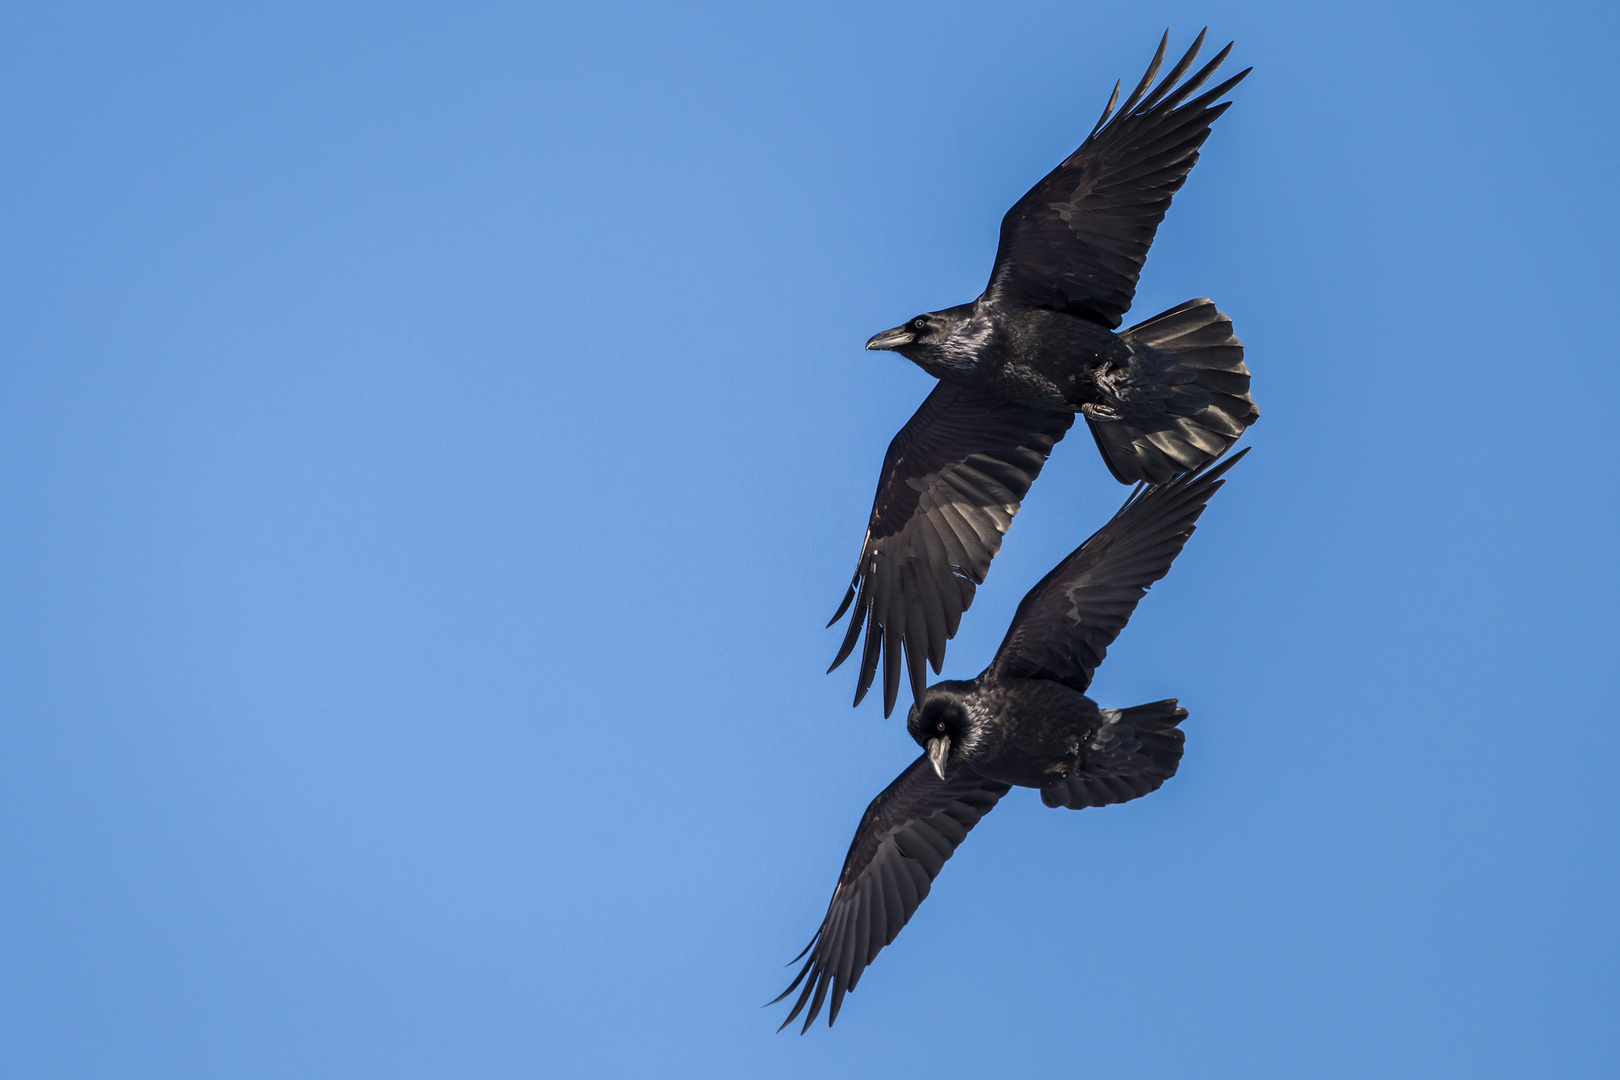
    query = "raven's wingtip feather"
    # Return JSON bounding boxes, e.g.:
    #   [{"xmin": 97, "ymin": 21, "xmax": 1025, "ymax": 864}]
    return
[
  {"xmin": 1089, "ymin": 79, "xmax": 1122, "ymax": 137},
  {"xmin": 826, "ymin": 579, "xmax": 857, "ymax": 627}
]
